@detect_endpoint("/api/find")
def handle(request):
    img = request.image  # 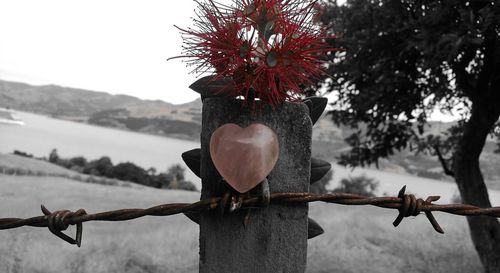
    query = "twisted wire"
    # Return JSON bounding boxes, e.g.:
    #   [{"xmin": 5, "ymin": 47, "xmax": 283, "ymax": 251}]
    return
[{"xmin": 1, "ymin": 186, "xmax": 500, "ymax": 246}]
